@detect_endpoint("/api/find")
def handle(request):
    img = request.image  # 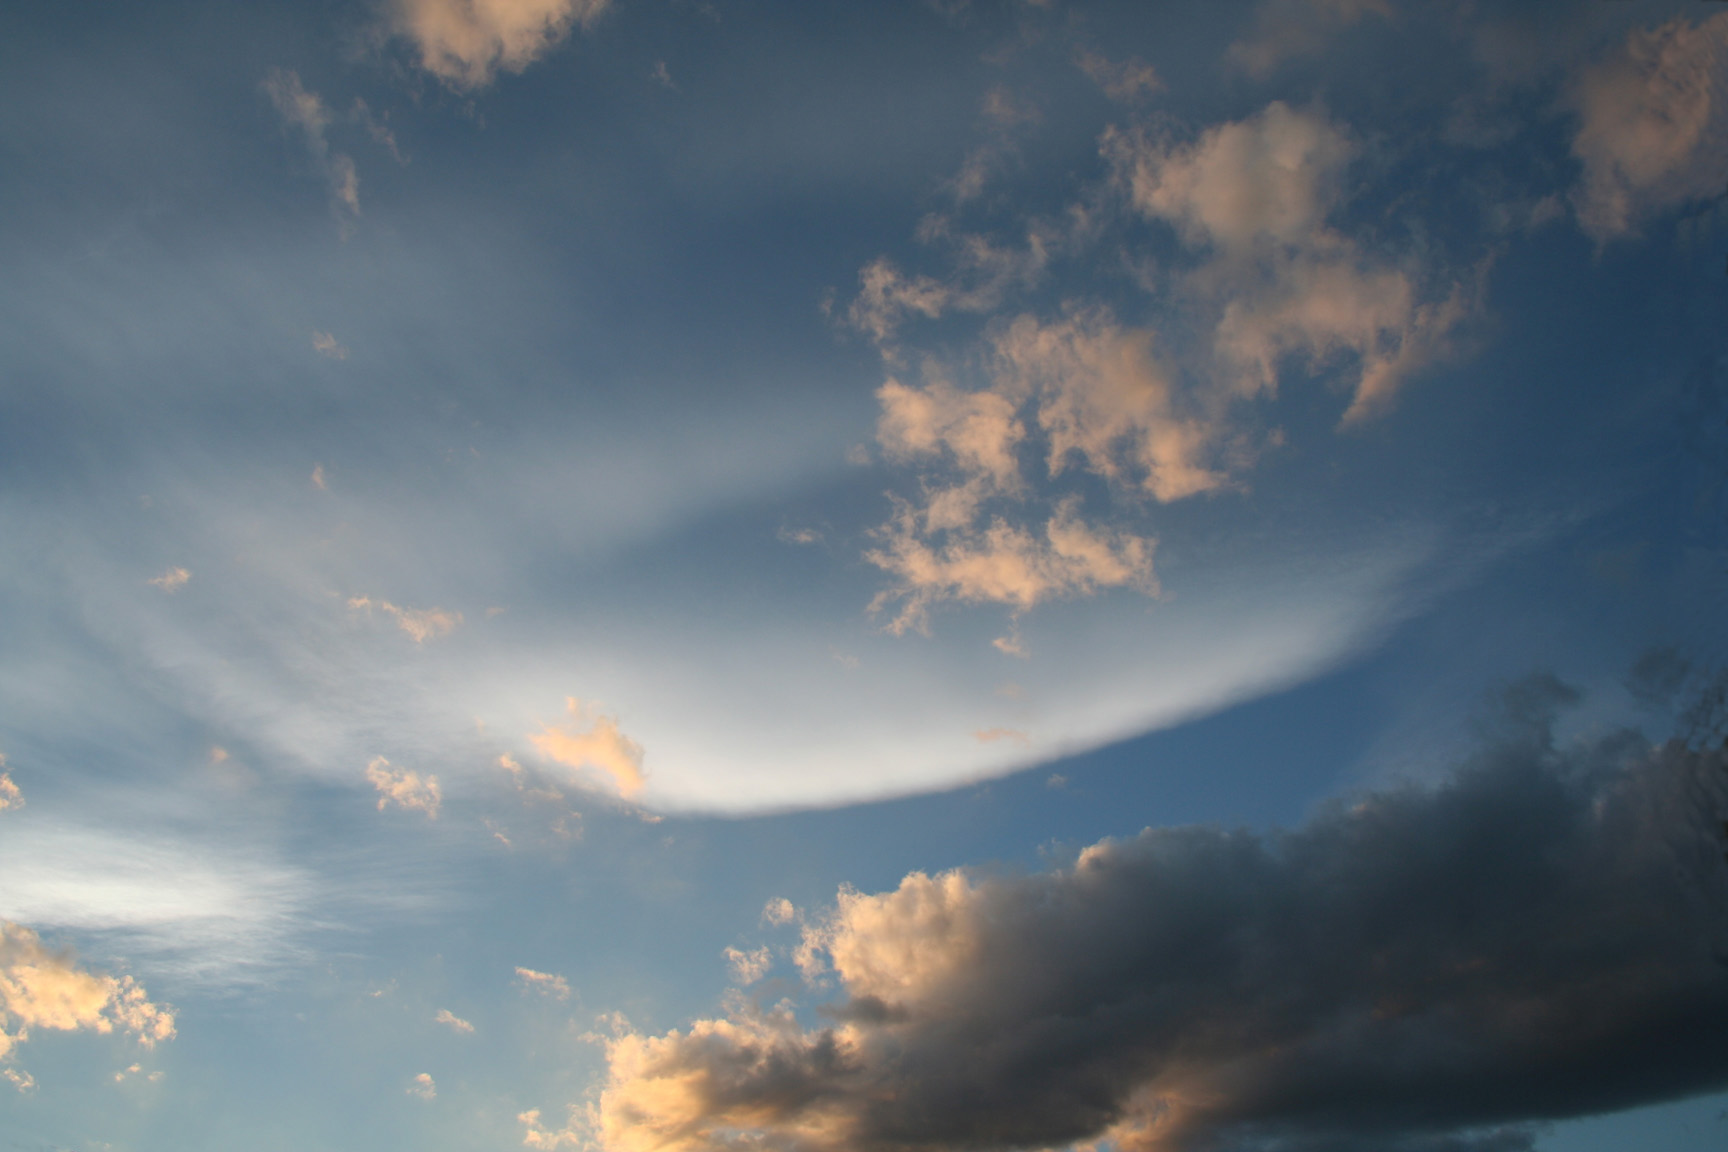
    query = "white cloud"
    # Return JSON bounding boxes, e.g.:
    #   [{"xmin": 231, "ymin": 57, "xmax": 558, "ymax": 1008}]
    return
[
  {"xmin": 0, "ymin": 921, "xmax": 174, "ymax": 1075},
  {"xmin": 366, "ymin": 756, "xmax": 442, "ymax": 819},
  {"xmin": 148, "ymin": 567, "xmax": 191, "ymax": 593},
  {"xmin": 0, "ymin": 756, "xmax": 19, "ymax": 814},
  {"xmin": 530, "ymin": 699, "xmax": 646, "ymax": 797},
  {"xmin": 386, "ymin": 0, "xmax": 613, "ymax": 90},
  {"xmin": 1107, "ymin": 102, "xmax": 1472, "ymax": 423},
  {"xmin": 723, "ymin": 946, "xmax": 772, "ymax": 985},
  {"xmin": 312, "ymin": 331, "xmax": 348, "ymax": 360},
  {"xmin": 515, "ymin": 966, "xmax": 571, "ymax": 999},
  {"xmin": 407, "ymin": 1071, "xmax": 437, "ymax": 1100},
  {"xmin": 762, "ymin": 899, "xmax": 798, "ymax": 927},
  {"xmin": 434, "ymin": 1008, "xmax": 474, "ymax": 1033},
  {"xmin": 1569, "ymin": 13, "xmax": 1728, "ymax": 243}
]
